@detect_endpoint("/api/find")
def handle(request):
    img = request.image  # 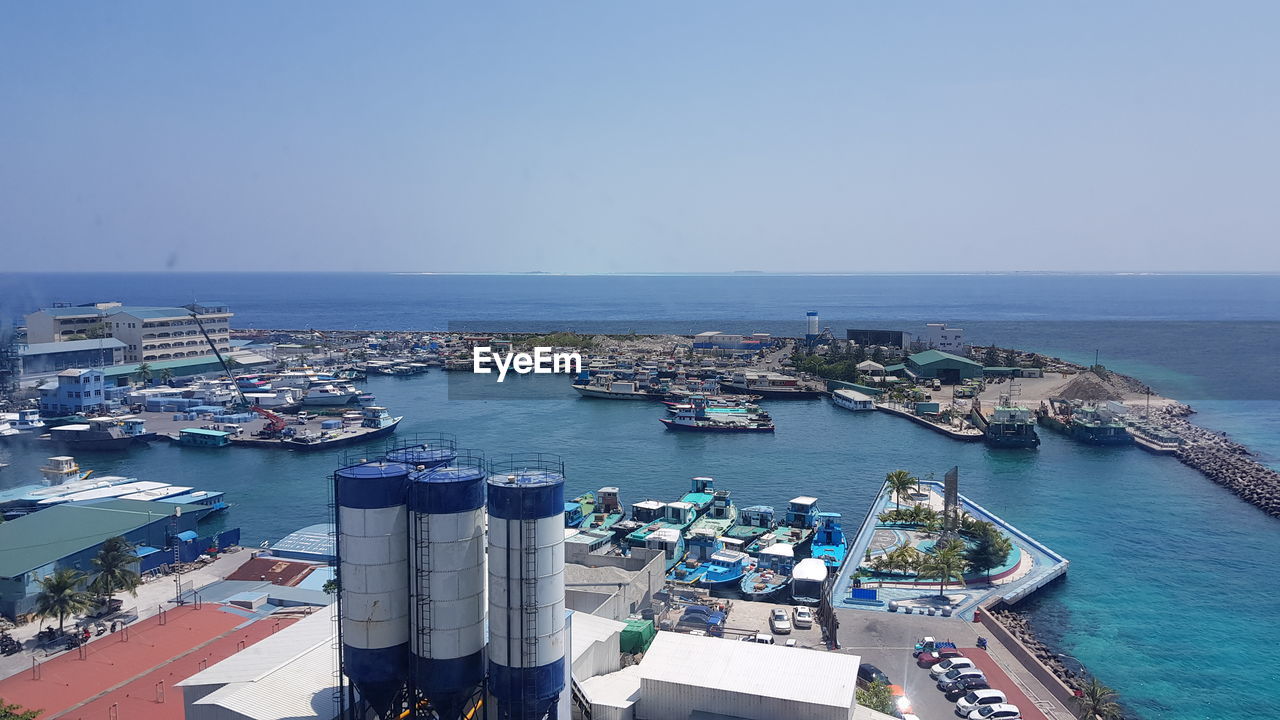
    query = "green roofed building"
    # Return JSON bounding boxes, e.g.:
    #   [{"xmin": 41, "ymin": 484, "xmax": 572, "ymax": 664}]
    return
[
  {"xmin": 0, "ymin": 499, "xmax": 202, "ymax": 620},
  {"xmin": 906, "ymin": 349, "xmax": 984, "ymax": 384}
]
